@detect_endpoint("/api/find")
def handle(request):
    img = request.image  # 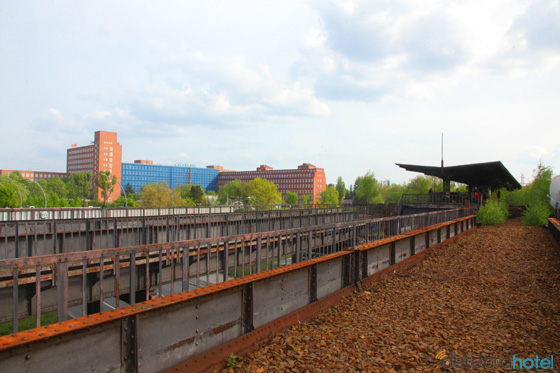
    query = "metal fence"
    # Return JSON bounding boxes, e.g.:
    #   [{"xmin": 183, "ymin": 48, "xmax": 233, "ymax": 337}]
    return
[
  {"xmin": 0, "ymin": 204, "xmax": 367, "ymax": 222},
  {"xmin": 0, "ymin": 208, "xmax": 475, "ymax": 333},
  {"xmin": 0, "ymin": 207, "xmax": 390, "ymax": 260},
  {"xmin": 398, "ymin": 193, "xmax": 478, "ymax": 205}
]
